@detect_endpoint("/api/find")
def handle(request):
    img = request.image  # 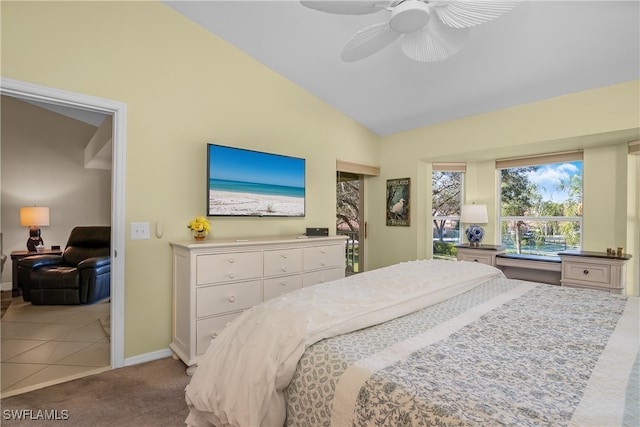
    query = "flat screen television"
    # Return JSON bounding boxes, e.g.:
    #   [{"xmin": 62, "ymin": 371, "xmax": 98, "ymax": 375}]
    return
[{"xmin": 207, "ymin": 143, "xmax": 306, "ymax": 217}]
